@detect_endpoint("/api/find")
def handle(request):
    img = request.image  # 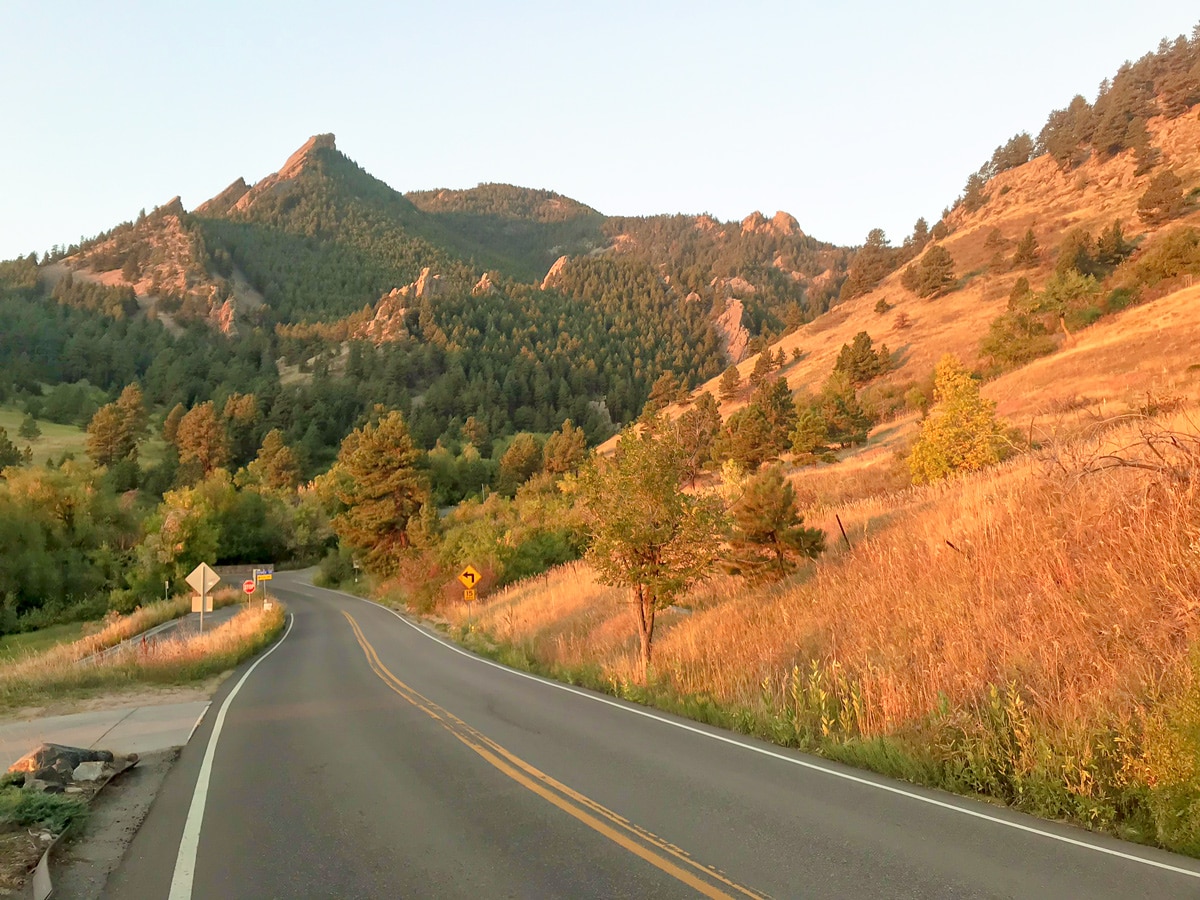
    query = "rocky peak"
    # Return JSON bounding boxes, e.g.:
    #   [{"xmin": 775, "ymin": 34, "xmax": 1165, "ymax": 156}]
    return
[
  {"xmin": 196, "ymin": 178, "xmax": 250, "ymax": 217},
  {"xmin": 770, "ymin": 211, "xmax": 802, "ymax": 236},
  {"xmin": 279, "ymin": 134, "xmax": 336, "ymax": 180},
  {"xmin": 741, "ymin": 211, "xmax": 769, "ymax": 234},
  {"xmin": 741, "ymin": 209, "xmax": 803, "ymax": 238}
]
